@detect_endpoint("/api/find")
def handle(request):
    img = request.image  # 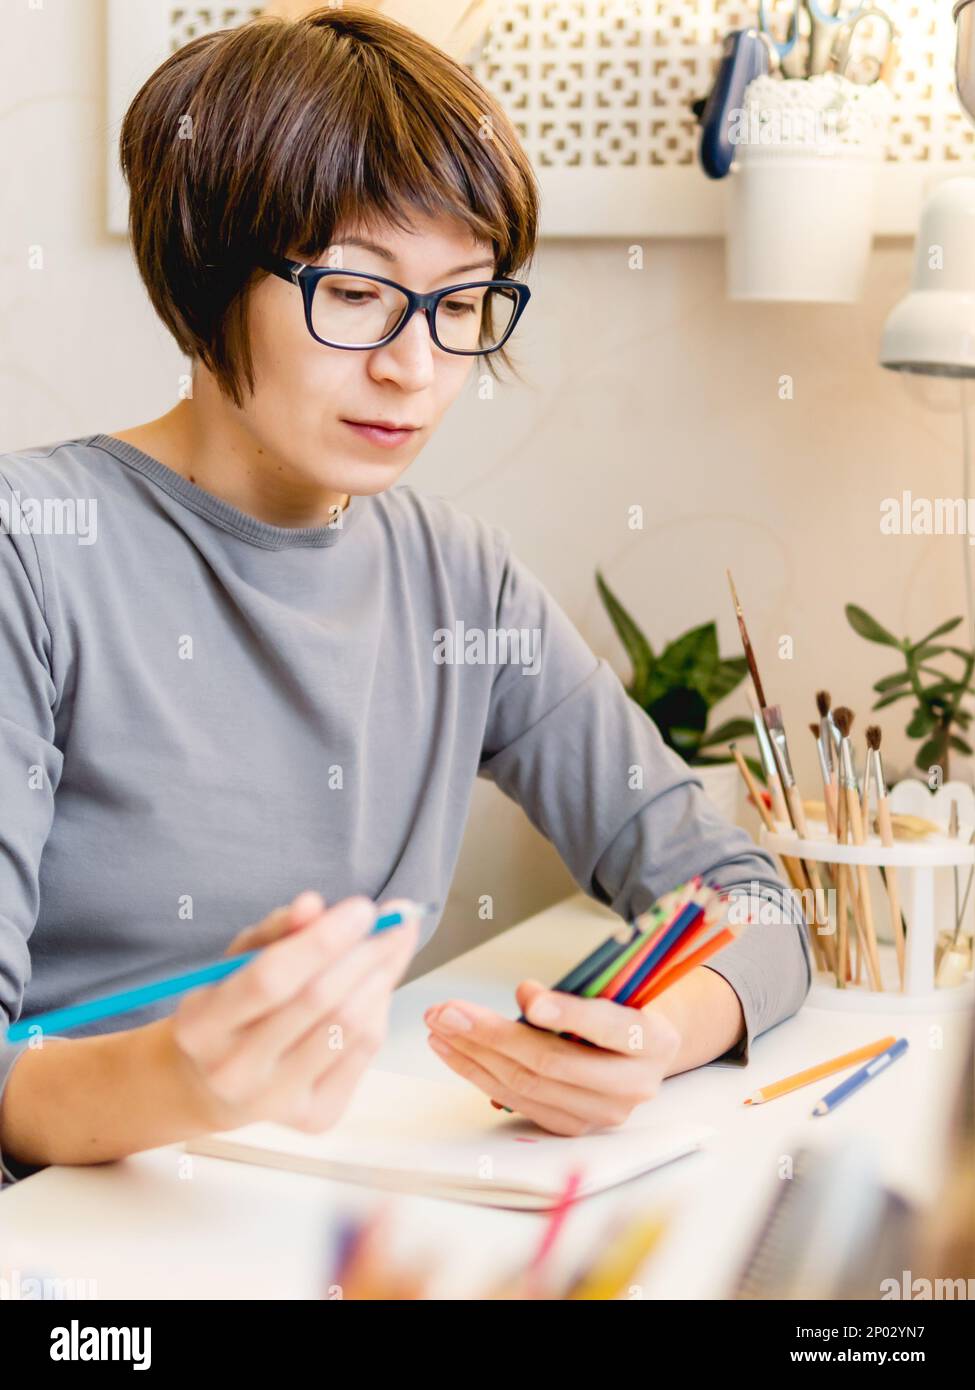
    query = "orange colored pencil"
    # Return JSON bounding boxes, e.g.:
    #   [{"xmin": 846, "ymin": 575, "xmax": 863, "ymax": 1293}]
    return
[
  {"xmin": 631, "ymin": 926, "xmax": 738, "ymax": 1007},
  {"xmin": 743, "ymin": 1035, "xmax": 898, "ymax": 1105}
]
